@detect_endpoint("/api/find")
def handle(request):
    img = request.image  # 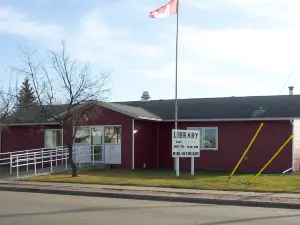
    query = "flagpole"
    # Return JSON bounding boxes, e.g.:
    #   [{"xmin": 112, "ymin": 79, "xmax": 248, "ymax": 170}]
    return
[{"xmin": 174, "ymin": 0, "xmax": 180, "ymax": 176}]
